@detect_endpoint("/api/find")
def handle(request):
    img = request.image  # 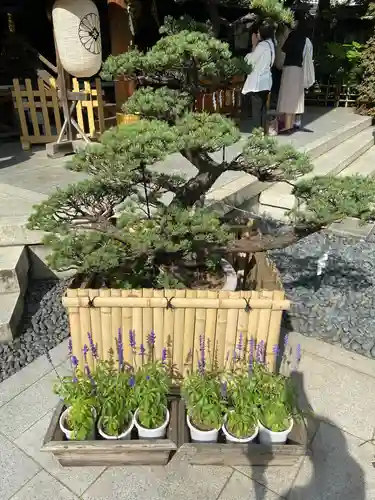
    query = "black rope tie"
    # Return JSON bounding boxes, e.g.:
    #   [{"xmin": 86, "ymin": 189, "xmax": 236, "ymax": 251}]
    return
[
  {"xmin": 165, "ymin": 297, "xmax": 174, "ymax": 310},
  {"xmin": 88, "ymin": 297, "xmax": 96, "ymax": 308},
  {"xmin": 243, "ymin": 298, "xmax": 252, "ymax": 313}
]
